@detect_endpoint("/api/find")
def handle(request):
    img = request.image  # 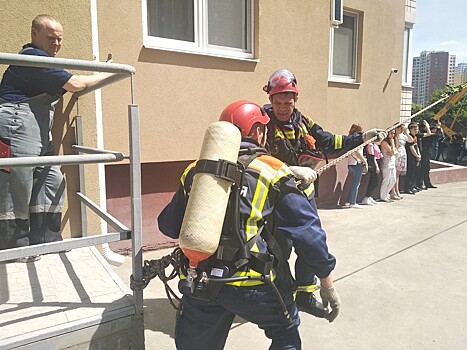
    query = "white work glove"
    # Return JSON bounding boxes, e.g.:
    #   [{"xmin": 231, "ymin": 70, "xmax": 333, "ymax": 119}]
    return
[
  {"xmin": 289, "ymin": 166, "xmax": 318, "ymax": 185},
  {"xmin": 320, "ymin": 286, "xmax": 341, "ymax": 323},
  {"xmin": 362, "ymin": 128, "xmax": 387, "ymax": 143}
]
